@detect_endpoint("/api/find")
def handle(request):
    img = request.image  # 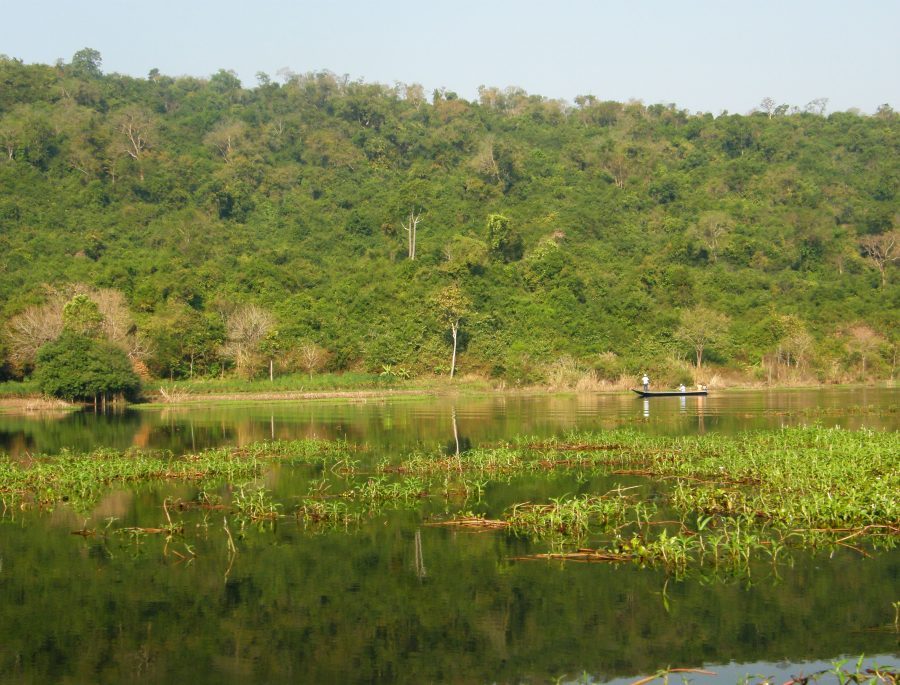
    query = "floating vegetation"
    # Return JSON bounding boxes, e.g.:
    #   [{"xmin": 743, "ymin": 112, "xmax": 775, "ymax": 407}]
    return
[
  {"xmin": 422, "ymin": 426, "xmax": 899, "ymax": 573},
  {"xmin": 506, "ymin": 488, "xmax": 642, "ymax": 540},
  {"xmin": 296, "ymin": 499, "xmax": 361, "ymax": 529},
  {"xmin": 1, "ymin": 426, "xmax": 897, "ymax": 577},
  {"xmin": 736, "ymin": 659, "xmax": 898, "ymax": 685},
  {"xmin": 0, "ymin": 438, "xmax": 356, "ymax": 511},
  {"xmin": 427, "ymin": 514, "xmax": 509, "ymax": 530},
  {"xmin": 231, "ymin": 484, "xmax": 281, "ymax": 521}
]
